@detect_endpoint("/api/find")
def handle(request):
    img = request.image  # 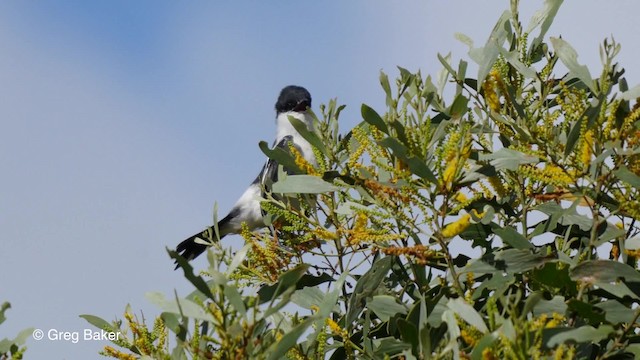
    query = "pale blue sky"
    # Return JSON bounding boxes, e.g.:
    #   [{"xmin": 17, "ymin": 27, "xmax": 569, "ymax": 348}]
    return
[{"xmin": 1, "ymin": 1, "xmax": 639, "ymax": 358}]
